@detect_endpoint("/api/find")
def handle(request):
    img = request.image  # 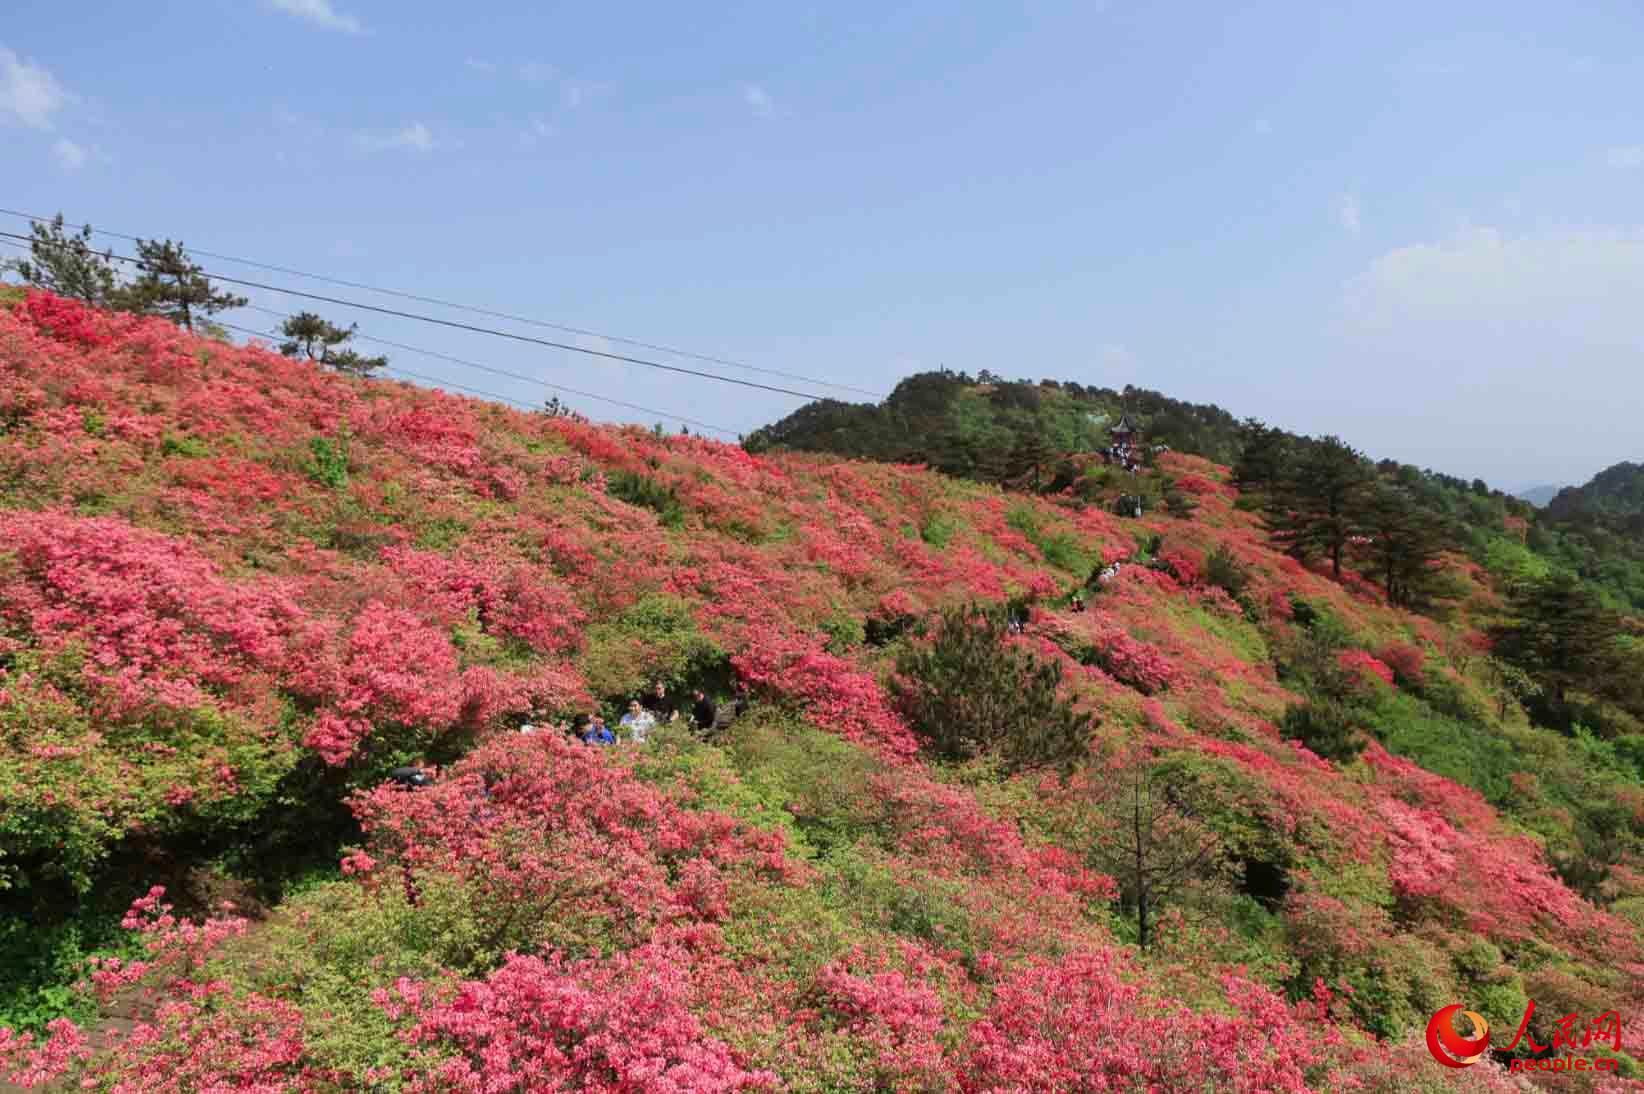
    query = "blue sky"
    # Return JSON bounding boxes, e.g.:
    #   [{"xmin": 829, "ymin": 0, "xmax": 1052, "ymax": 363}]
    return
[{"xmin": 4, "ymin": 1, "xmax": 1642, "ymax": 487}]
